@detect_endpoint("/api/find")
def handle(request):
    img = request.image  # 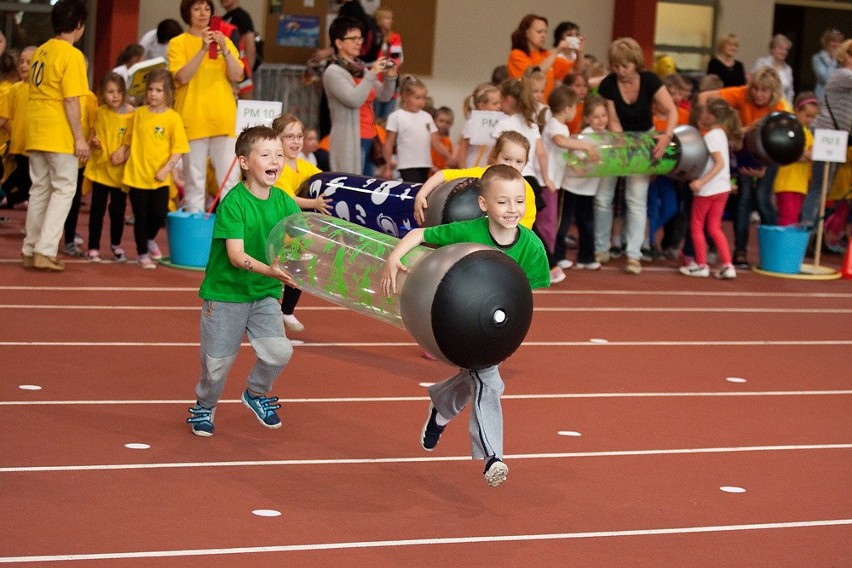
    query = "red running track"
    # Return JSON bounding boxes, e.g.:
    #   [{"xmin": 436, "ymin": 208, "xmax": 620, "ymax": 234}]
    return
[{"xmin": 1, "ymin": 206, "xmax": 851, "ymax": 566}]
